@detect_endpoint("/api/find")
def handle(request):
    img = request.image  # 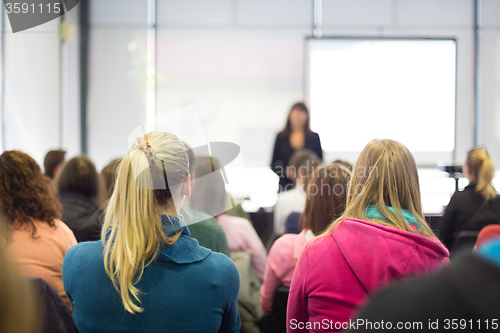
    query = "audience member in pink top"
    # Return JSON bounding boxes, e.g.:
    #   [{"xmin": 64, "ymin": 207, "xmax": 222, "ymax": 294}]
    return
[
  {"xmin": 8, "ymin": 219, "xmax": 77, "ymax": 308},
  {"xmin": 287, "ymin": 140, "xmax": 450, "ymax": 332},
  {"xmin": 190, "ymin": 156, "xmax": 267, "ymax": 280},
  {"xmin": 260, "ymin": 164, "xmax": 351, "ymax": 312},
  {"xmin": 0, "ymin": 150, "xmax": 77, "ymax": 309},
  {"xmin": 217, "ymin": 213, "xmax": 267, "ymax": 279}
]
